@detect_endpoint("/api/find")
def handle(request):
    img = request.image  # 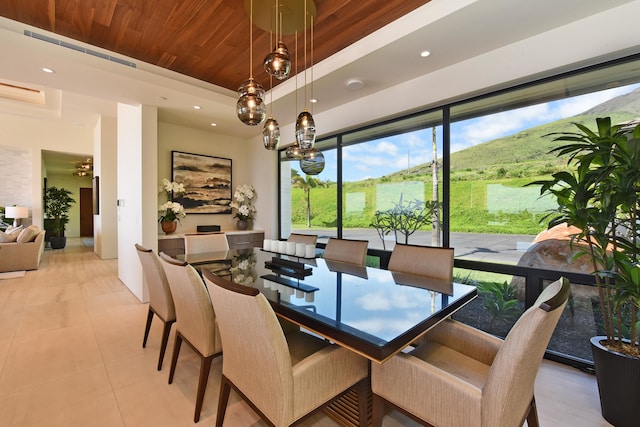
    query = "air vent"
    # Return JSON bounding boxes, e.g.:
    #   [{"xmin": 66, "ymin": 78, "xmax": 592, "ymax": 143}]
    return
[{"xmin": 24, "ymin": 30, "xmax": 136, "ymax": 68}]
